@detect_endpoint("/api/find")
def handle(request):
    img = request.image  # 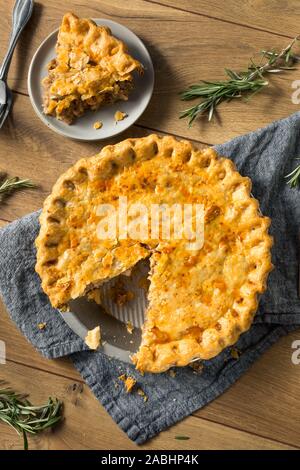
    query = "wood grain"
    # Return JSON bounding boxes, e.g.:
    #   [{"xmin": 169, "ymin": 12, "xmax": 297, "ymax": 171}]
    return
[
  {"xmin": 0, "ymin": 0, "xmax": 299, "ymax": 145},
  {"xmin": 158, "ymin": 0, "xmax": 300, "ymax": 38},
  {"xmin": 0, "ymin": 361, "xmax": 295, "ymax": 450}
]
